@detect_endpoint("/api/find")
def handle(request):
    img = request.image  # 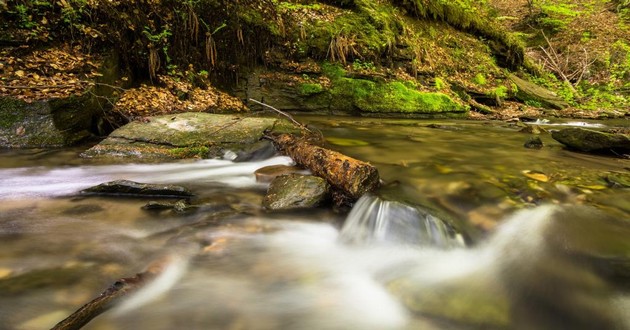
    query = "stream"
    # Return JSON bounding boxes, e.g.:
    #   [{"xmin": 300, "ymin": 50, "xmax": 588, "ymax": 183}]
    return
[{"xmin": 0, "ymin": 117, "xmax": 629, "ymax": 329}]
